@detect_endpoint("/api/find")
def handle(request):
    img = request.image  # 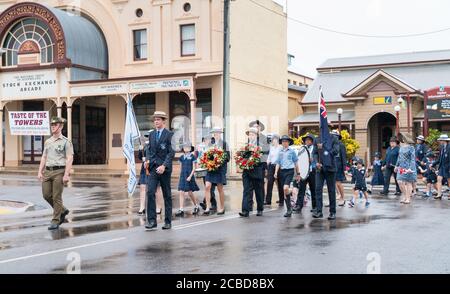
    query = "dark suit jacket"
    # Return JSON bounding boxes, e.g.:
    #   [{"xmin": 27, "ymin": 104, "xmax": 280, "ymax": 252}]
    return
[
  {"xmin": 384, "ymin": 146, "xmax": 400, "ymax": 168},
  {"xmin": 312, "ymin": 135, "xmax": 340, "ymax": 172},
  {"xmin": 145, "ymin": 128, "xmax": 175, "ymax": 172},
  {"xmin": 432, "ymin": 144, "xmax": 450, "ymax": 172}
]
